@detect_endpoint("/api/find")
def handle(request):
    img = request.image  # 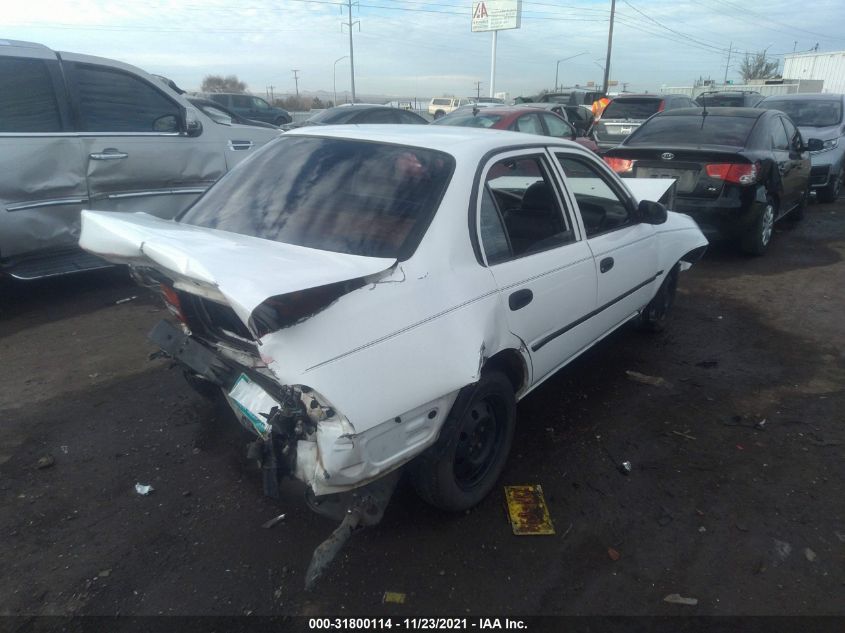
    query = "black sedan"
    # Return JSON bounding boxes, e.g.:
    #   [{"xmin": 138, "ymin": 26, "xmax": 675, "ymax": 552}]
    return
[{"xmin": 603, "ymin": 107, "xmax": 823, "ymax": 255}]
